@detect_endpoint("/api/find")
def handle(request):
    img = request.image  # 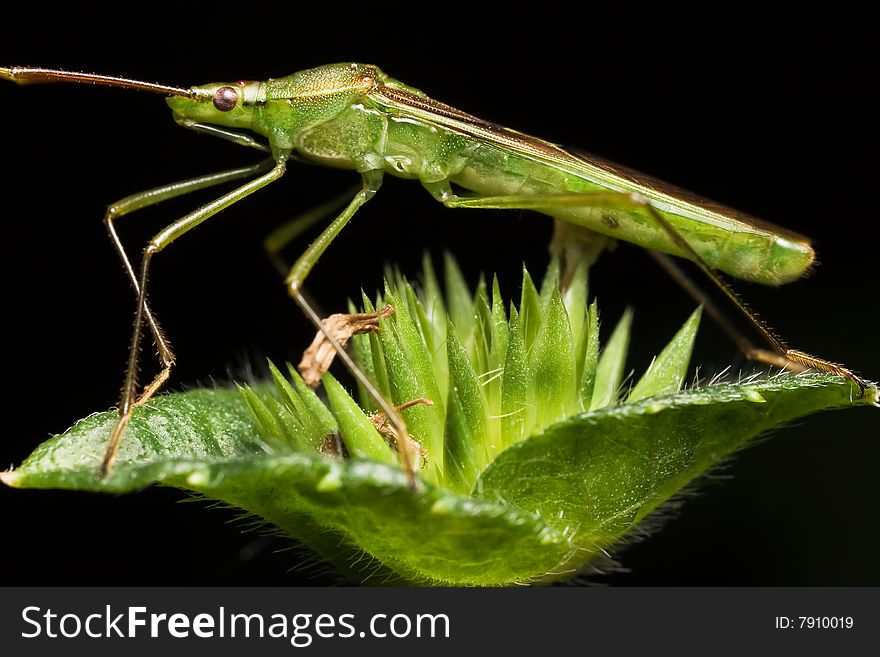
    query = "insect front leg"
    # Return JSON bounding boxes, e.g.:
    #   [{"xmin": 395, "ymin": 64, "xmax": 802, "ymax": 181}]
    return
[
  {"xmin": 100, "ymin": 161, "xmax": 288, "ymax": 479},
  {"xmin": 104, "ymin": 161, "xmax": 275, "ymax": 399},
  {"xmin": 423, "ymin": 182, "xmax": 867, "ymax": 395},
  {"xmin": 174, "ymin": 117, "xmax": 272, "ymax": 154}
]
